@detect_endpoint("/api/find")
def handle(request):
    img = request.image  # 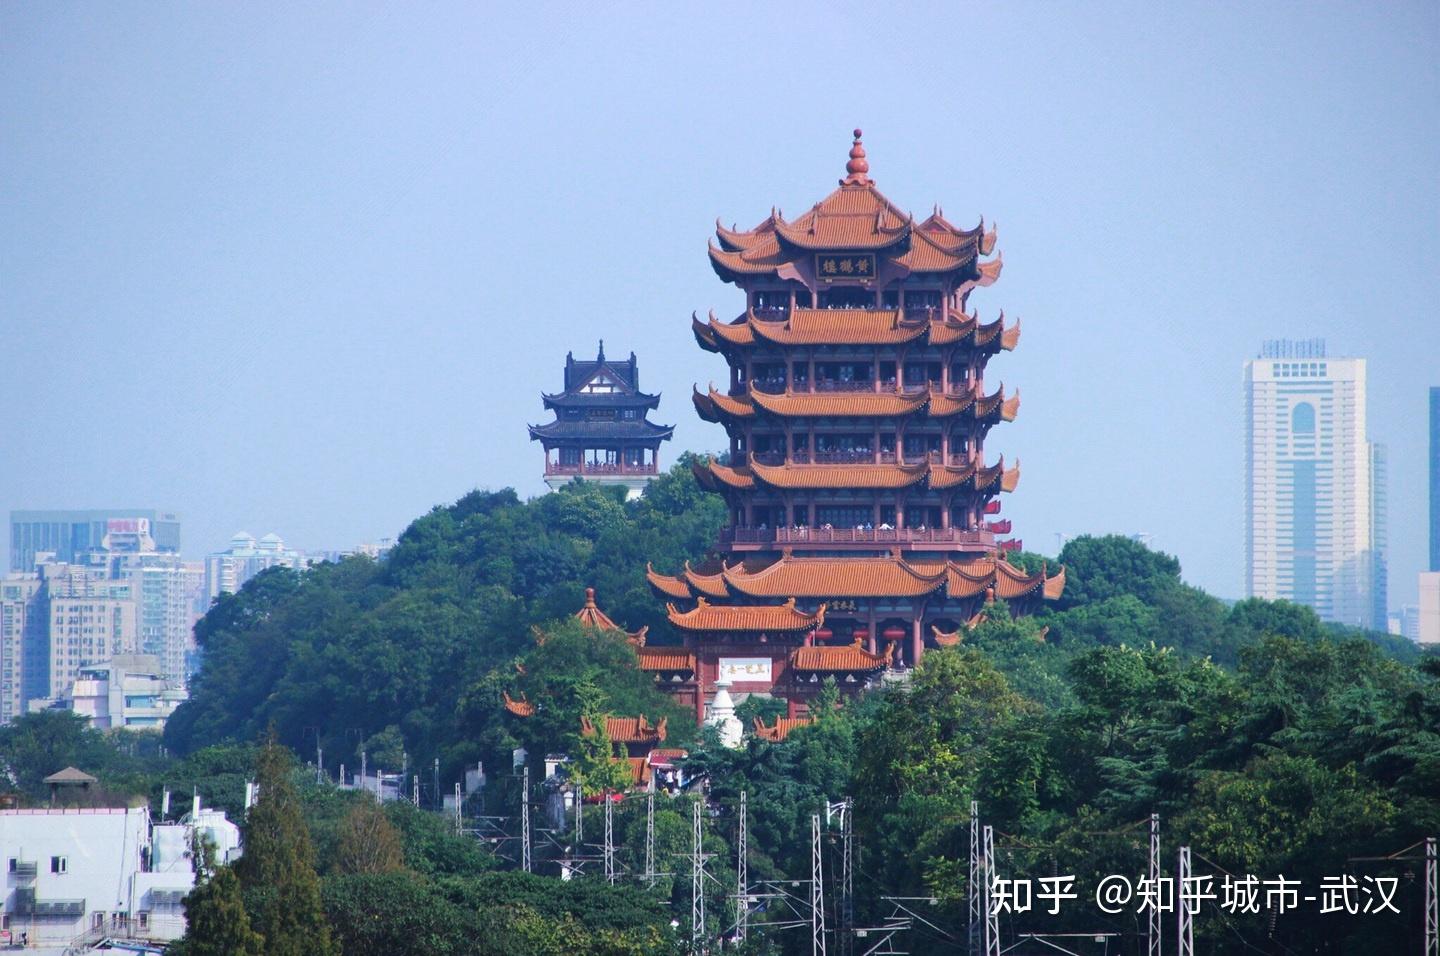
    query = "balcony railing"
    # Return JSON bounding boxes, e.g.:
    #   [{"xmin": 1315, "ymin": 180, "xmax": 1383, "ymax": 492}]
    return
[
  {"xmin": 546, "ymin": 462, "xmax": 658, "ymax": 477},
  {"xmin": 751, "ymin": 378, "xmax": 788, "ymax": 394},
  {"xmin": 748, "ymin": 452, "xmax": 971, "ymax": 467},
  {"xmin": 722, "ymin": 527, "xmax": 995, "ymax": 548},
  {"xmin": 814, "ymin": 380, "xmax": 877, "ymax": 392}
]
